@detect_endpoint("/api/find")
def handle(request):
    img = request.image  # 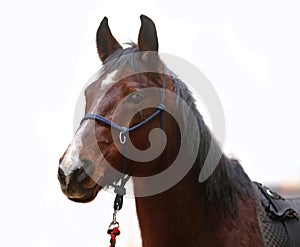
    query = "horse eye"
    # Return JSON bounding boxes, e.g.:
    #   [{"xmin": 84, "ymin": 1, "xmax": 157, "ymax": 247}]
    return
[{"xmin": 130, "ymin": 92, "xmax": 144, "ymax": 104}]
